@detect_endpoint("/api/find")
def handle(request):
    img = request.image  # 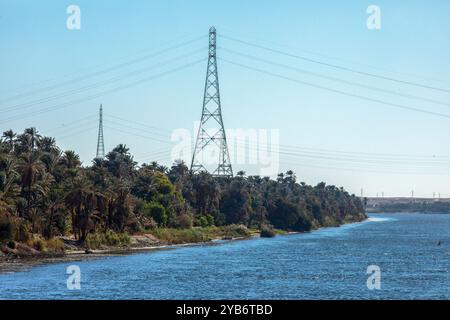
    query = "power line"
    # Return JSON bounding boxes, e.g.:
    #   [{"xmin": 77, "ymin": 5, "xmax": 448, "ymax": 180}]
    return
[
  {"xmin": 57, "ymin": 125, "xmax": 99, "ymax": 140},
  {"xmin": 104, "ymin": 113, "xmax": 172, "ymax": 133},
  {"xmin": 103, "ymin": 124, "xmax": 174, "ymax": 145},
  {"xmin": 103, "ymin": 113, "xmax": 172, "ymax": 135},
  {"xmin": 216, "ymin": 26, "xmax": 450, "ymax": 85},
  {"xmin": 135, "ymin": 150, "xmax": 172, "ymax": 162},
  {"xmin": 44, "ymin": 113, "xmax": 98, "ymax": 133},
  {"xmin": 219, "ymin": 58, "xmax": 450, "ymax": 119},
  {"xmin": 97, "ymin": 119, "xmax": 450, "ymax": 171},
  {"xmin": 219, "ymin": 46, "xmax": 450, "ymax": 108},
  {"xmin": 114, "ymin": 121, "xmax": 450, "ymax": 167},
  {"xmin": 278, "ymin": 158, "xmax": 450, "ymax": 176},
  {"xmin": 99, "ymin": 111, "xmax": 450, "ymax": 166},
  {"xmin": 0, "ymin": 35, "xmax": 205, "ymax": 104},
  {"xmin": 274, "ymin": 143, "xmax": 450, "ymax": 160},
  {"xmin": 230, "ymin": 140, "xmax": 450, "ymax": 171},
  {"xmin": 239, "ymin": 140, "xmax": 450, "ymax": 164},
  {"xmin": 0, "ymin": 48, "xmax": 206, "ymax": 113},
  {"xmin": 92, "ymin": 110, "xmax": 450, "ymax": 167},
  {"xmin": 219, "ymin": 34, "xmax": 450, "ymax": 94},
  {"xmin": 47, "ymin": 119, "xmax": 99, "ymax": 136},
  {"xmin": 133, "ymin": 146, "xmax": 173, "ymax": 158},
  {"xmin": 80, "ymin": 121, "xmax": 450, "ymax": 174},
  {"xmin": 105, "ymin": 118, "xmax": 170, "ymax": 140},
  {"xmin": 105, "ymin": 112, "xmax": 450, "ymax": 161},
  {"xmin": 0, "ymin": 59, "xmax": 204, "ymax": 125}
]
